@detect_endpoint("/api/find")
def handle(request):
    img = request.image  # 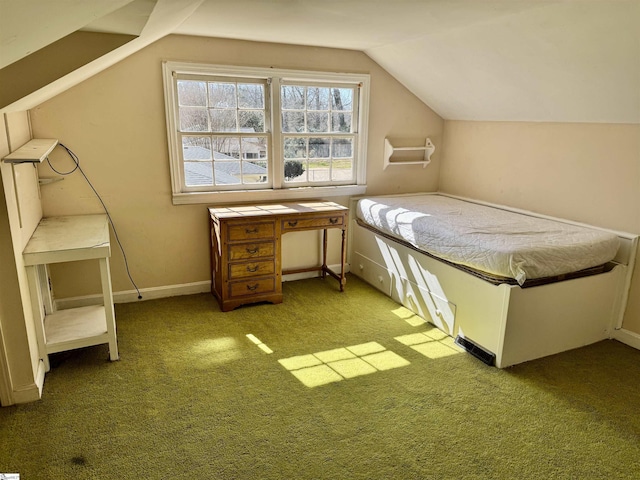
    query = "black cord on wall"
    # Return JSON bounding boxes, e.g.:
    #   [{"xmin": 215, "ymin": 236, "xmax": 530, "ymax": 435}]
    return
[{"xmin": 47, "ymin": 143, "xmax": 142, "ymax": 300}]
